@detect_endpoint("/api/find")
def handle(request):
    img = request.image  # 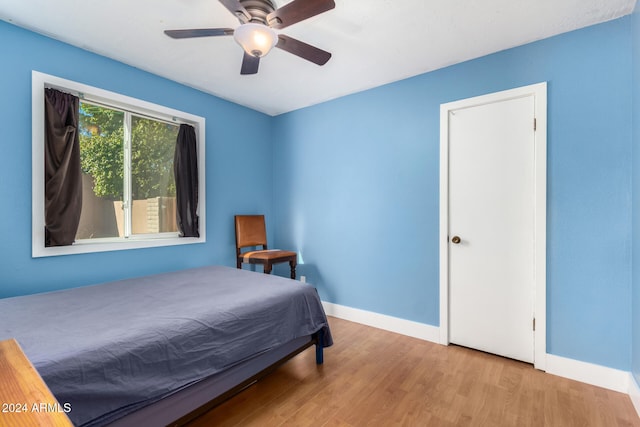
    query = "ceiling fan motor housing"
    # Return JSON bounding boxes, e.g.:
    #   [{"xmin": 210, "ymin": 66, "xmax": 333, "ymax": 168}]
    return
[{"xmin": 239, "ymin": 0, "xmax": 278, "ymax": 25}]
